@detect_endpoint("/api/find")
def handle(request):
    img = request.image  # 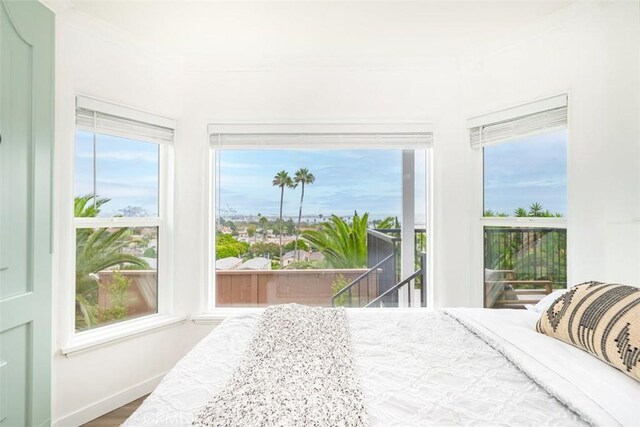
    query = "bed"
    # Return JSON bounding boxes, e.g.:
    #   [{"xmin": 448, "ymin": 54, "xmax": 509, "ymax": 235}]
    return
[{"xmin": 124, "ymin": 307, "xmax": 640, "ymax": 426}]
